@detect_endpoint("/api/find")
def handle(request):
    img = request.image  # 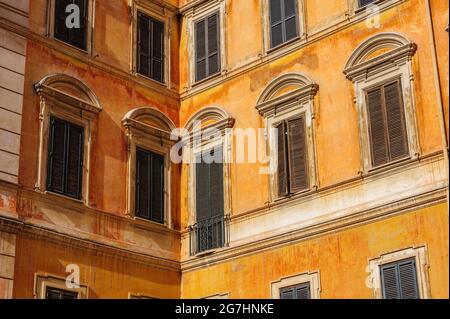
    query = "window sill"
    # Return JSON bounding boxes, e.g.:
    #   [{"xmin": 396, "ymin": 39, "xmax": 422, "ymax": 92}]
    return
[
  {"xmin": 135, "ymin": 72, "xmax": 168, "ymax": 89},
  {"xmin": 192, "ymin": 71, "xmax": 223, "ymax": 88},
  {"xmin": 354, "ymin": 0, "xmax": 387, "ymax": 14},
  {"xmin": 130, "ymin": 216, "xmax": 174, "ymax": 233},
  {"xmin": 273, "ymin": 187, "xmax": 315, "ymax": 203},
  {"xmin": 52, "ymin": 37, "xmax": 90, "ymax": 56},
  {"xmin": 267, "ymin": 36, "xmax": 302, "ymax": 55},
  {"xmin": 43, "ymin": 190, "xmax": 85, "ymax": 205},
  {"xmin": 366, "ymin": 155, "xmax": 414, "ymax": 174}
]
